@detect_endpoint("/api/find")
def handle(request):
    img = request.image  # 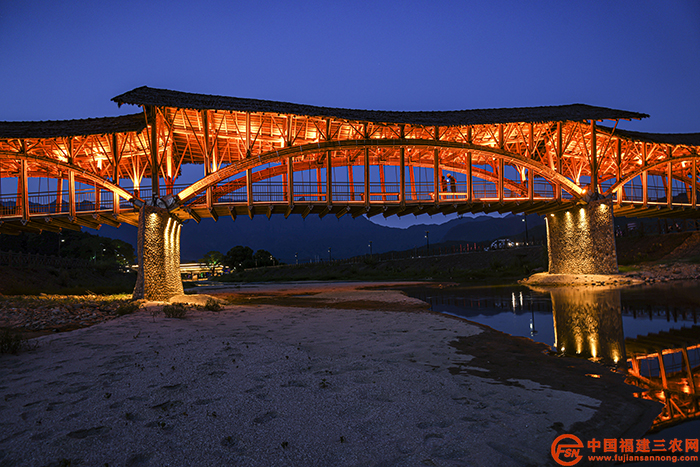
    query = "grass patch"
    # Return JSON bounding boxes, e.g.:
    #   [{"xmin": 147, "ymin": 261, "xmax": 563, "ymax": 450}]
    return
[
  {"xmin": 202, "ymin": 297, "xmax": 223, "ymax": 312},
  {"xmin": 210, "ymin": 246, "xmax": 547, "ymax": 284},
  {"xmin": 162, "ymin": 302, "xmax": 188, "ymax": 319},
  {"xmin": 616, "ymin": 232, "xmax": 693, "ymax": 265},
  {"xmin": 0, "ymin": 265, "xmax": 136, "ymax": 296},
  {"xmin": 0, "ymin": 328, "xmax": 35, "ymax": 354},
  {"xmin": 115, "ymin": 300, "xmax": 141, "ymax": 316}
]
